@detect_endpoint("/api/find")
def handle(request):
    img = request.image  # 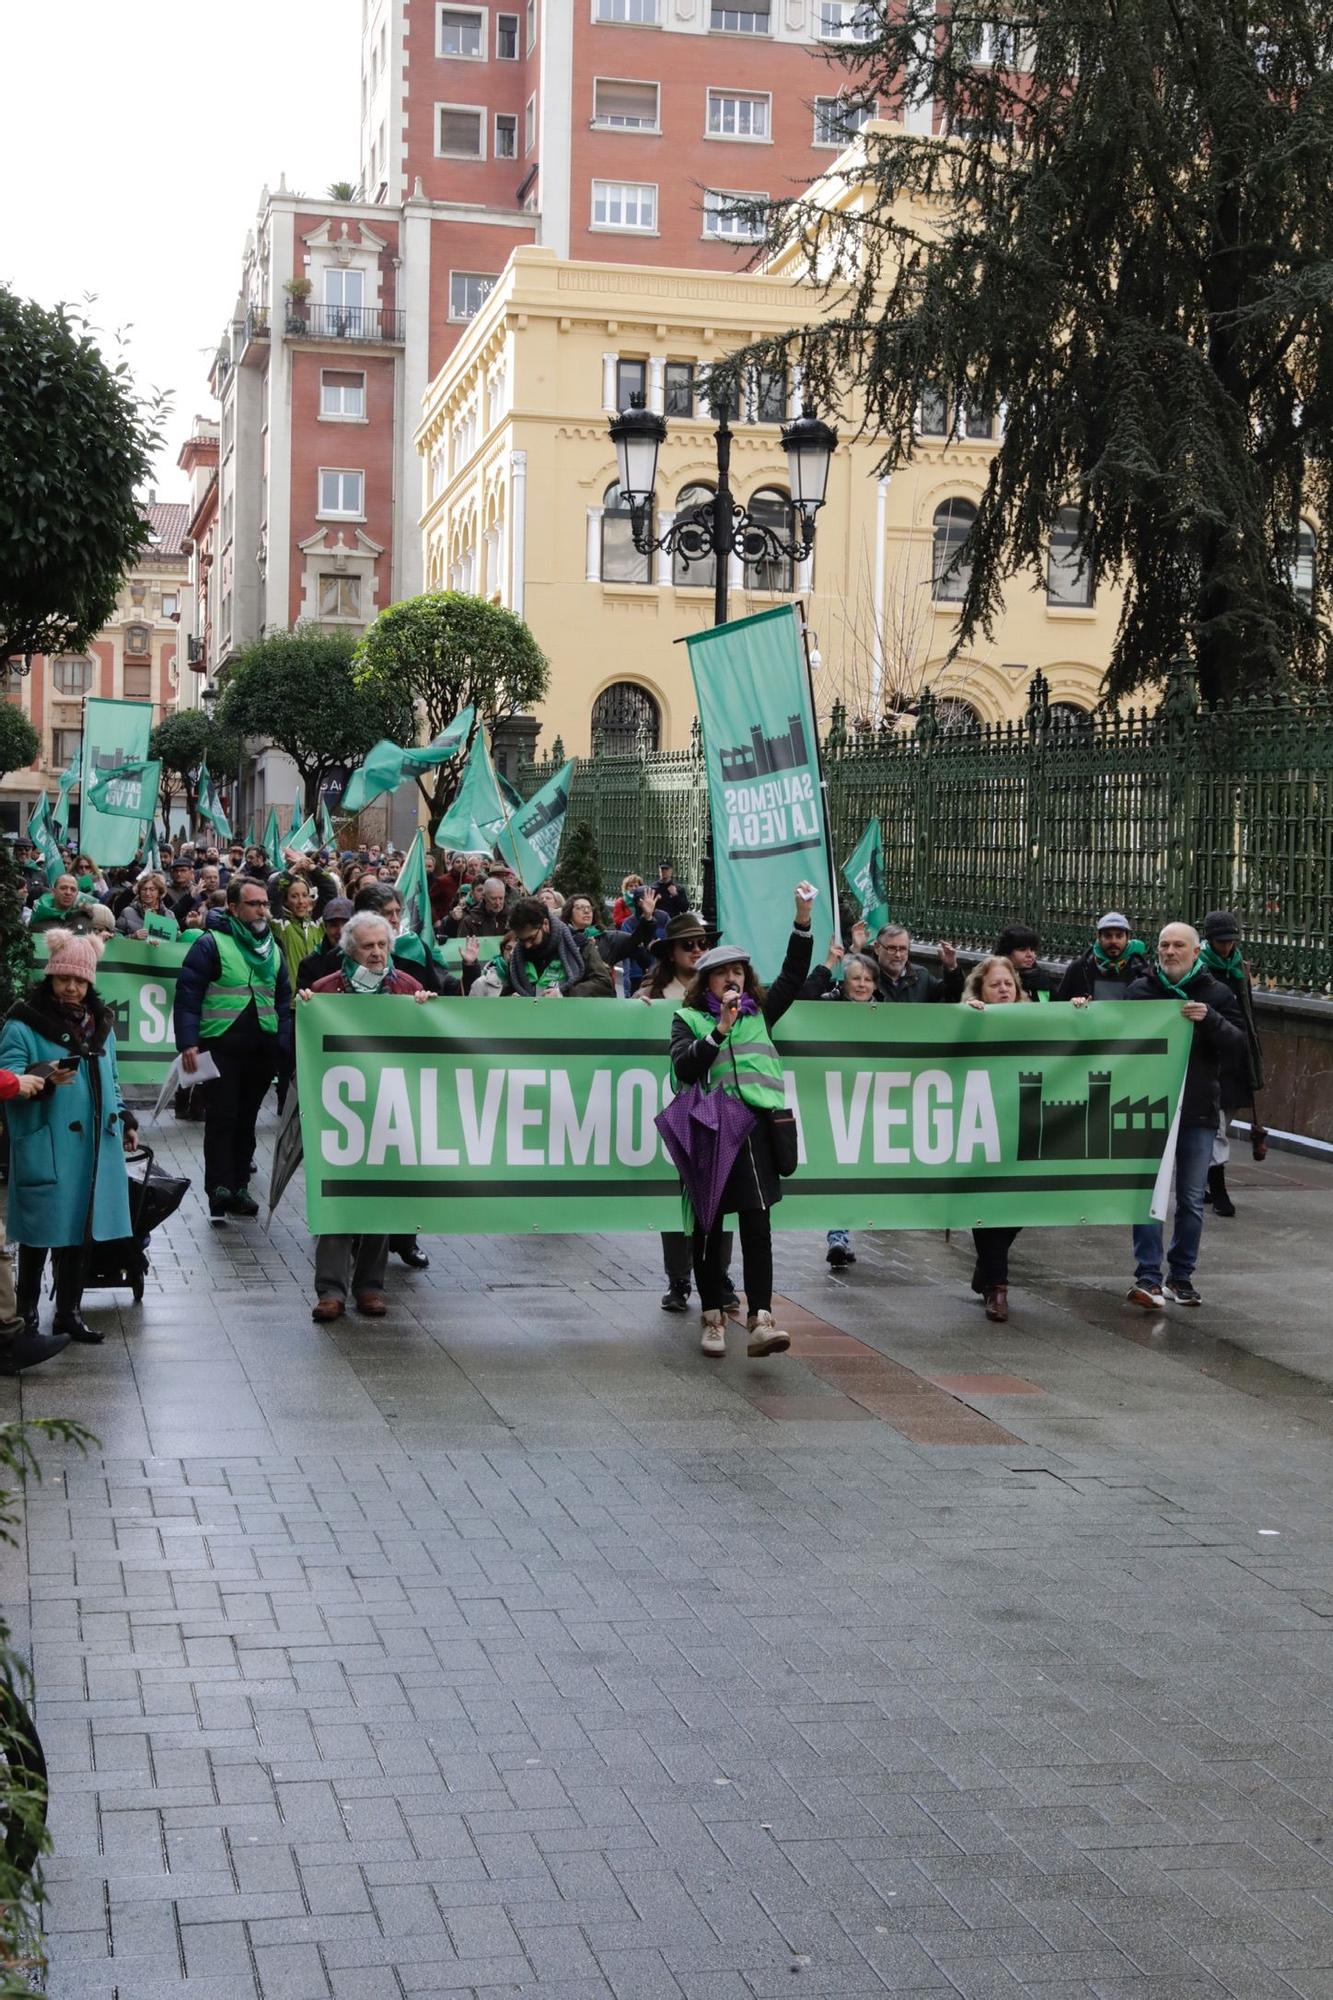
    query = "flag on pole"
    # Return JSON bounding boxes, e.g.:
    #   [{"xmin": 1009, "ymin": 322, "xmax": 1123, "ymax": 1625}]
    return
[
  {"xmin": 287, "ymin": 812, "xmax": 319, "ymax": 856},
  {"xmin": 432, "ymin": 732, "xmax": 509, "ymax": 854},
  {"xmin": 841, "ymin": 818, "xmax": 888, "ymax": 936},
  {"xmin": 80, "ymin": 698, "xmax": 153, "ymax": 865},
  {"xmin": 52, "ymin": 746, "xmax": 80, "ymax": 836},
  {"xmin": 195, "ymin": 759, "xmax": 233, "ymax": 842},
  {"xmin": 144, "ymin": 822, "xmax": 163, "ymax": 873},
  {"xmin": 87, "ymin": 758, "xmax": 162, "ymax": 821},
  {"xmin": 319, "ymin": 798, "xmax": 336, "ymax": 848},
  {"xmin": 339, "ymin": 706, "xmax": 476, "ymax": 813},
  {"xmin": 26, "ymin": 792, "xmax": 64, "ymax": 886},
  {"xmin": 495, "ymin": 761, "xmax": 575, "ymax": 891},
  {"xmin": 243, "ymin": 816, "xmax": 256, "ymax": 850},
  {"xmin": 393, "ymin": 830, "xmax": 435, "ymax": 938},
  {"xmin": 262, "ymin": 806, "xmax": 282, "ymax": 868}
]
